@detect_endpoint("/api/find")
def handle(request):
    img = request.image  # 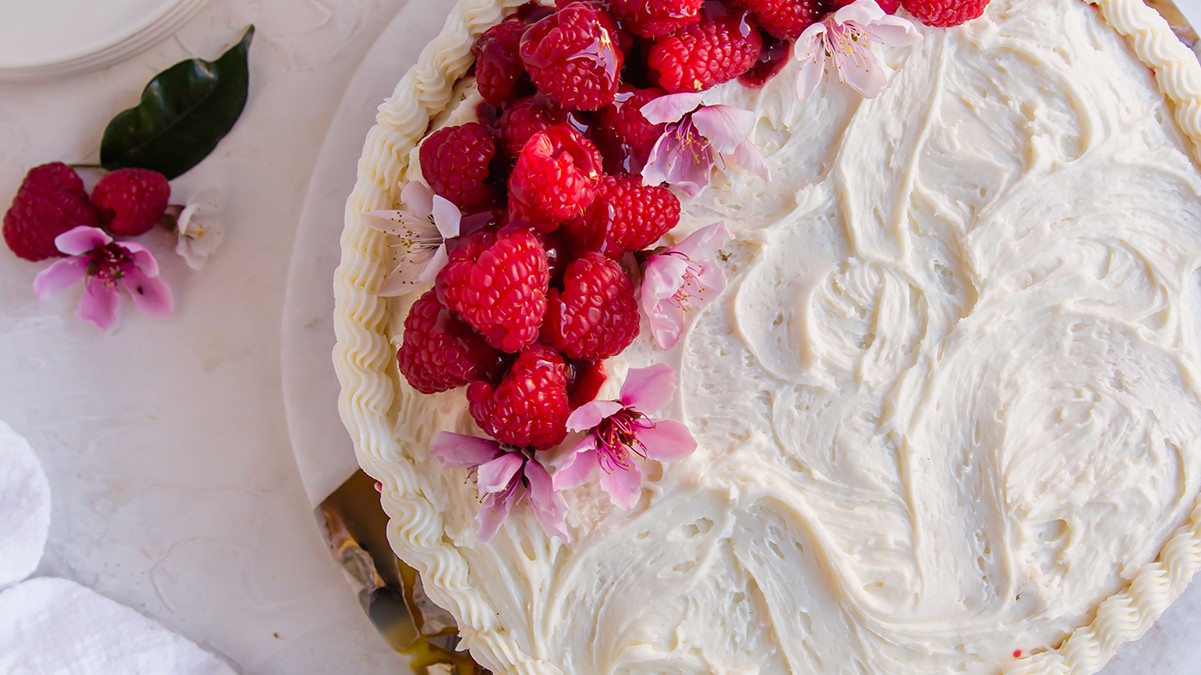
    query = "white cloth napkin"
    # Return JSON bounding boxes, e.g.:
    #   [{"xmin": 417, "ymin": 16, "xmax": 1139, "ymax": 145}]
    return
[
  {"xmin": 0, "ymin": 419, "xmax": 50, "ymax": 589},
  {"xmin": 0, "ymin": 420, "xmax": 236, "ymax": 674},
  {"xmin": 0, "ymin": 578, "xmax": 235, "ymax": 675}
]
